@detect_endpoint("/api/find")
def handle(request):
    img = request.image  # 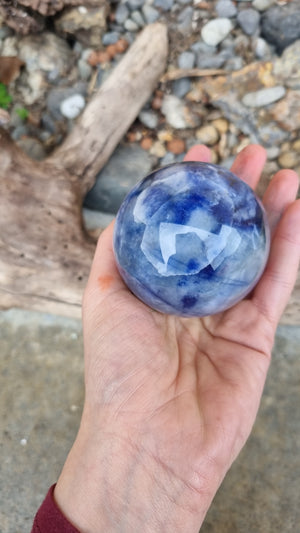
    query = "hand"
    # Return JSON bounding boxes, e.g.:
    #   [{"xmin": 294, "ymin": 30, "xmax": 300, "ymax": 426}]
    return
[{"xmin": 54, "ymin": 145, "xmax": 300, "ymax": 533}]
